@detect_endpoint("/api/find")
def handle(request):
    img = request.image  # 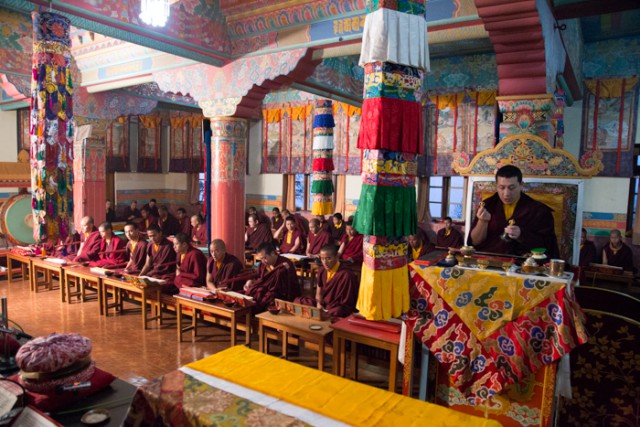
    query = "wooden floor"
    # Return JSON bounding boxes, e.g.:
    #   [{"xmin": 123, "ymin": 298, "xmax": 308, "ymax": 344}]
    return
[{"xmin": 0, "ymin": 276, "xmax": 243, "ymax": 387}]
